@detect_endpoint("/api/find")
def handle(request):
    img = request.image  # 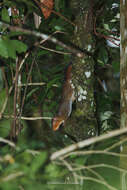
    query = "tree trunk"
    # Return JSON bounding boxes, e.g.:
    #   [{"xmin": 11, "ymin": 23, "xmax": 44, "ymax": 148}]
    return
[
  {"xmin": 65, "ymin": 0, "xmax": 97, "ymax": 141},
  {"xmin": 120, "ymin": 0, "xmax": 127, "ymax": 127},
  {"xmin": 120, "ymin": 0, "xmax": 127, "ymax": 186}
]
